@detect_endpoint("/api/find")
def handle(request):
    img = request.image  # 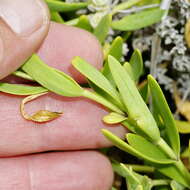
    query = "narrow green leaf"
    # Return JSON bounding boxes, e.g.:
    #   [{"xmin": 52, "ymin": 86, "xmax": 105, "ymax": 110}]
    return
[
  {"xmin": 87, "ymin": 80, "xmax": 124, "ymax": 111},
  {"xmin": 108, "ymin": 55, "xmax": 160, "ymax": 142},
  {"xmin": 148, "ymin": 75, "xmax": 180, "ymax": 156},
  {"xmin": 157, "ymin": 164, "xmax": 190, "ymax": 187},
  {"xmin": 112, "ymin": 0, "xmax": 142, "ymax": 15},
  {"xmin": 13, "ymin": 70, "xmax": 34, "ymax": 81},
  {"xmin": 72, "ymin": 56, "xmax": 124, "ymax": 110},
  {"xmin": 127, "ymin": 133, "xmax": 172, "ymax": 163},
  {"xmin": 102, "ymin": 37, "xmax": 123, "ymax": 86},
  {"xmin": 112, "ymin": 8, "xmax": 165, "ymax": 31},
  {"xmin": 106, "ymin": 36, "xmax": 123, "ymax": 61},
  {"xmin": 138, "ymin": 81, "xmax": 149, "ymax": 103},
  {"xmin": 94, "ymin": 14, "xmax": 112, "ymax": 43},
  {"xmin": 75, "ymin": 15, "xmax": 93, "ymax": 32},
  {"xmin": 102, "ymin": 61, "xmax": 116, "ymax": 88},
  {"xmin": 0, "ymin": 83, "xmax": 48, "ymax": 95},
  {"xmin": 129, "ymin": 49, "xmax": 143, "ymax": 81},
  {"xmin": 45, "ymin": 0, "xmax": 88, "ymax": 12},
  {"xmin": 137, "ymin": 0, "xmax": 160, "ymax": 6},
  {"xmin": 22, "ymin": 54, "xmax": 84, "ymax": 97},
  {"xmin": 64, "ymin": 18, "xmax": 79, "ymax": 26},
  {"xmin": 50, "ymin": 11, "xmax": 64, "ymax": 23},
  {"xmin": 103, "ymin": 112, "xmax": 127, "ymax": 124},
  {"xmin": 123, "ymin": 62, "xmax": 135, "ymax": 81},
  {"xmin": 175, "ymin": 120, "xmax": 190, "ymax": 134},
  {"xmin": 102, "ymin": 129, "xmax": 174, "ymax": 164},
  {"xmin": 83, "ymin": 90, "xmax": 124, "ymax": 114}
]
